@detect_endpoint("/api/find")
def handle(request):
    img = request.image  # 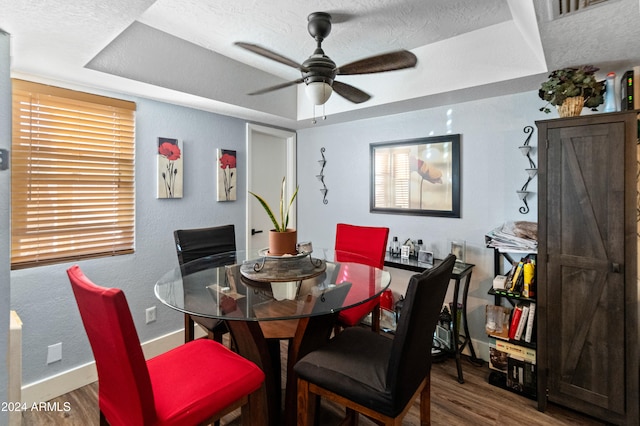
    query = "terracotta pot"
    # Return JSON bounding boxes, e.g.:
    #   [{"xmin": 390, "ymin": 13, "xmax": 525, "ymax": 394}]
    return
[
  {"xmin": 557, "ymin": 96, "xmax": 584, "ymax": 118},
  {"xmin": 268, "ymin": 229, "xmax": 297, "ymax": 256}
]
